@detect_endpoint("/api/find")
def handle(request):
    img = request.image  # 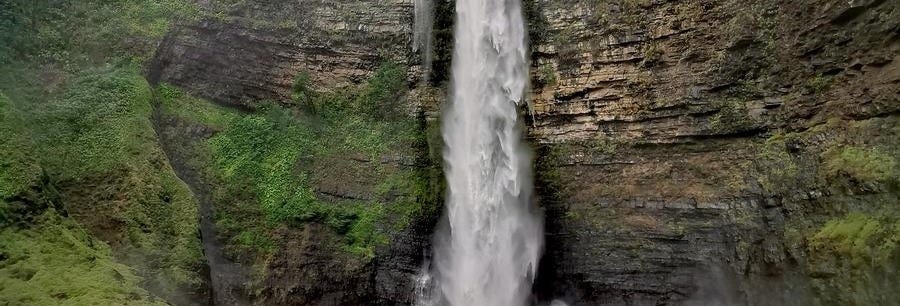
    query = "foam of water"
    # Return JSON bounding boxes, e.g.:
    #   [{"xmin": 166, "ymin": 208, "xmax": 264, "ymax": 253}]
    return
[{"xmin": 419, "ymin": 0, "xmax": 544, "ymax": 305}]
